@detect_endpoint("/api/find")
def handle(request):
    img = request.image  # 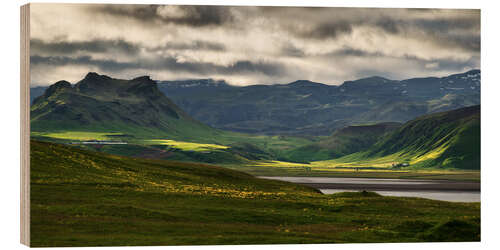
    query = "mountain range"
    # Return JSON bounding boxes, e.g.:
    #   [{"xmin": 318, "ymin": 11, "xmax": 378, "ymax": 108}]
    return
[
  {"xmin": 157, "ymin": 70, "xmax": 480, "ymax": 135},
  {"xmin": 31, "ymin": 70, "xmax": 480, "ymax": 136}
]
